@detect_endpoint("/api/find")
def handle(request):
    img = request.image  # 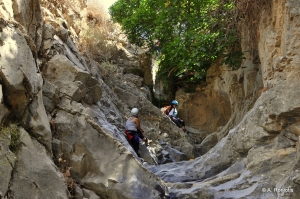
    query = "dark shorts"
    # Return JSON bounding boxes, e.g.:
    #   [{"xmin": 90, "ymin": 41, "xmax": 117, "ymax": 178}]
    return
[
  {"xmin": 170, "ymin": 116, "xmax": 185, "ymax": 128},
  {"xmin": 127, "ymin": 130, "xmax": 142, "ymax": 156}
]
